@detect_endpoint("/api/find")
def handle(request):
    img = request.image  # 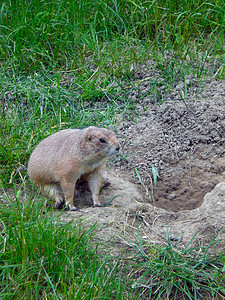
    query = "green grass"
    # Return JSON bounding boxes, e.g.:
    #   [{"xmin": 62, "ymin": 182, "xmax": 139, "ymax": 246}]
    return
[
  {"xmin": 0, "ymin": 190, "xmax": 132, "ymax": 299},
  {"xmin": 1, "ymin": 0, "xmax": 225, "ymax": 72},
  {"xmin": 1, "ymin": 0, "xmax": 225, "ymax": 298},
  {"xmin": 129, "ymin": 230, "xmax": 225, "ymax": 299}
]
